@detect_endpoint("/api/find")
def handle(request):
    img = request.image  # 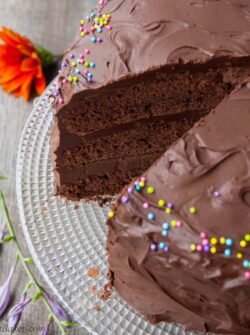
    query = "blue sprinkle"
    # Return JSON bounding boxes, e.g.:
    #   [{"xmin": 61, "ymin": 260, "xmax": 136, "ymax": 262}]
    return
[
  {"xmin": 224, "ymin": 249, "xmax": 231, "ymax": 257},
  {"xmin": 75, "ymin": 68, "xmax": 80, "ymax": 74},
  {"xmin": 162, "ymin": 230, "xmax": 168, "ymax": 237},
  {"xmin": 135, "ymin": 185, "xmax": 141, "ymax": 192},
  {"xmin": 162, "ymin": 223, "xmax": 170, "ymax": 230},
  {"xmin": 91, "ymin": 37, "xmax": 97, "ymax": 43},
  {"xmin": 90, "ymin": 62, "xmax": 95, "ymax": 68},
  {"xmin": 90, "ymin": 12, "xmax": 96, "ymax": 19},
  {"xmin": 148, "ymin": 213, "xmax": 155, "ymax": 220},
  {"xmin": 243, "ymin": 260, "xmax": 250, "ymax": 268},
  {"xmin": 159, "ymin": 242, "xmax": 165, "ymax": 250},
  {"xmin": 226, "ymin": 238, "xmax": 234, "ymax": 247},
  {"xmin": 87, "ymin": 72, "xmax": 93, "ymax": 78},
  {"xmin": 97, "ymin": 27, "xmax": 102, "ymax": 33}
]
